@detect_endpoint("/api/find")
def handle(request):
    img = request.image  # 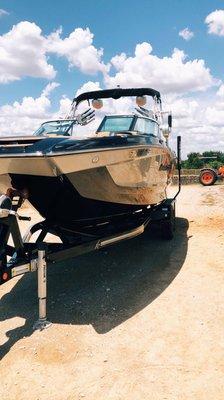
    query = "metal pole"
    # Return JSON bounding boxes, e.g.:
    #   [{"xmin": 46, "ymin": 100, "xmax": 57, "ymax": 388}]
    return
[
  {"xmin": 174, "ymin": 135, "xmax": 182, "ymax": 200},
  {"xmin": 33, "ymin": 246, "xmax": 51, "ymax": 331}
]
